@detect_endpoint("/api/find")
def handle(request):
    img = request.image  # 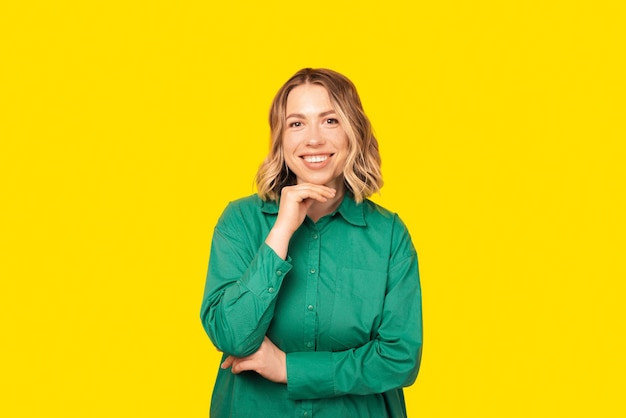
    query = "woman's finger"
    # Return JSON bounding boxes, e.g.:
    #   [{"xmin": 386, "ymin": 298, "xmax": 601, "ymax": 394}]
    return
[
  {"xmin": 283, "ymin": 185, "xmax": 336, "ymax": 203},
  {"xmin": 220, "ymin": 356, "xmax": 235, "ymax": 369},
  {"xmin": 293, "ymin": 184, "xmax": 336, "ymax": 196},
  {"xmin": 231, "ymin": 357, "xmax": 255, "ymax": 375}
]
